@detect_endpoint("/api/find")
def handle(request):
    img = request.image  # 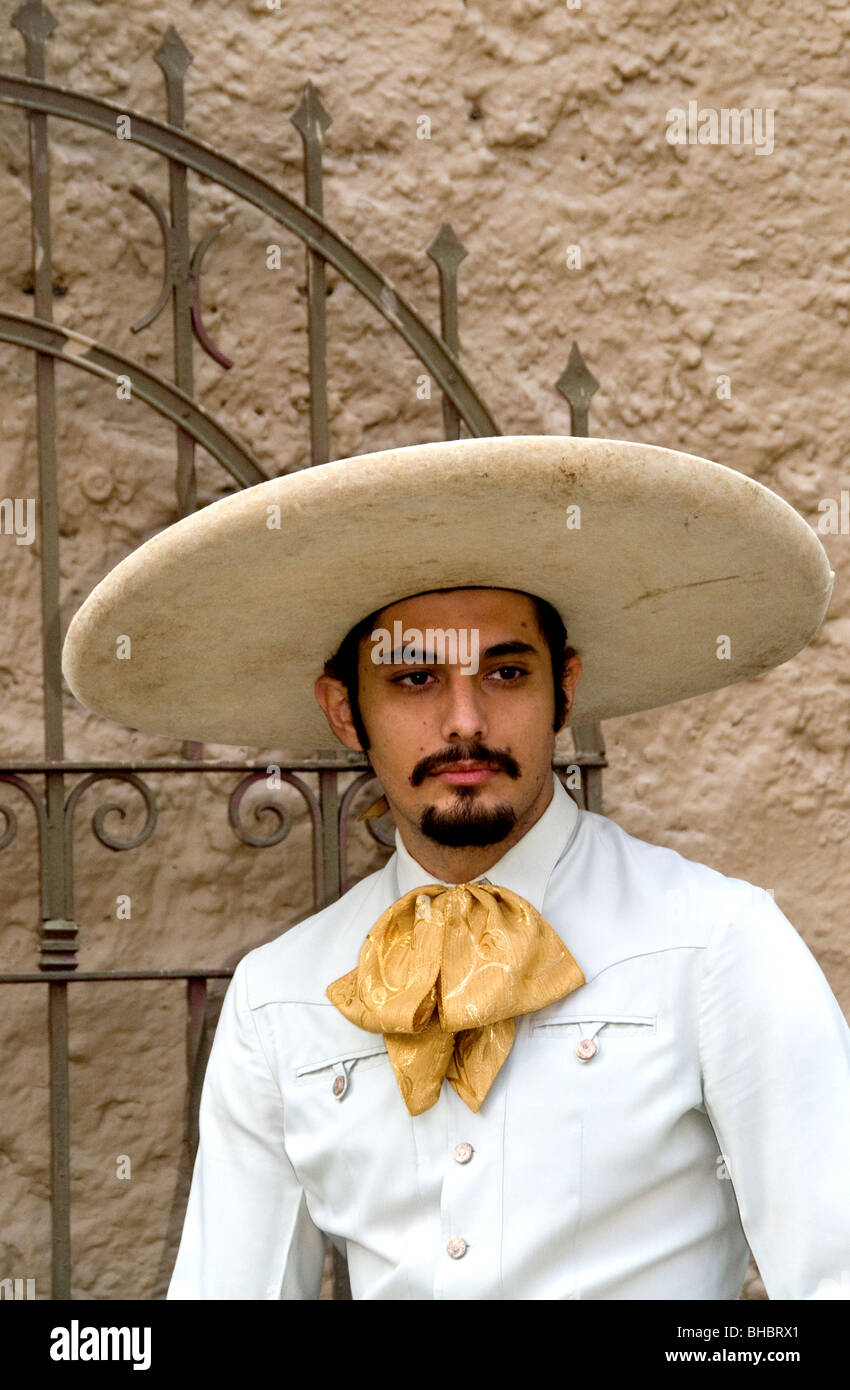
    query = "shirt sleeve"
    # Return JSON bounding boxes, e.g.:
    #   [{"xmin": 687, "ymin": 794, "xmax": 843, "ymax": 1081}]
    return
[
  {"xmin": 698, "ymin": 885, "xmax": 850, "ymax": 1299},
  {"xmin": 166, "ymin": 956, "xmax": 327, "ymax": 1300}
]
